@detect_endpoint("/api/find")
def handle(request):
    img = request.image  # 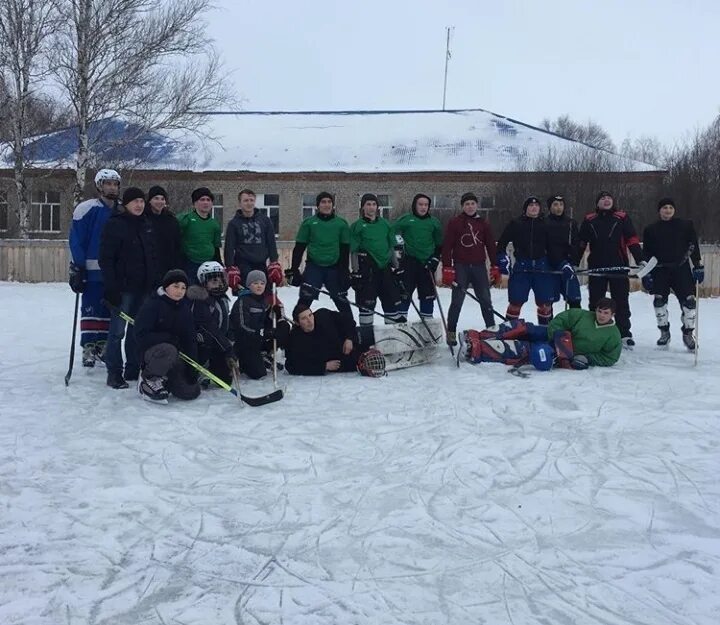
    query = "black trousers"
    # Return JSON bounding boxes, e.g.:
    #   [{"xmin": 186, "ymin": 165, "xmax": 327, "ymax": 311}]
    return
[
  {"xmin": 588, "ymin": 275, "xmax": 631, "ymax": 337},
  {"xmin": 652, "ymin": 266, "xmax": 695, "ymax": 301},
  {"xmin": 447, "ymin": 263, "xmax": 495, "ymax": 330}
]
